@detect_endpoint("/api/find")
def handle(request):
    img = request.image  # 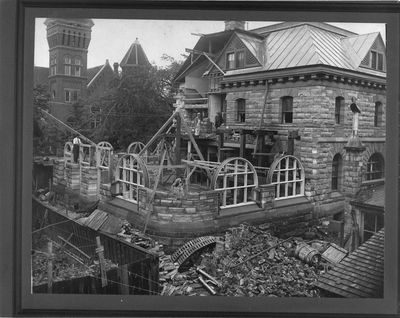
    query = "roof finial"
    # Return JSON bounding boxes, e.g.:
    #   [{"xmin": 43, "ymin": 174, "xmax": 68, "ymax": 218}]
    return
[{"xmin": 135, "ymin": 37, "xmax": 139, "ymax": 44}]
